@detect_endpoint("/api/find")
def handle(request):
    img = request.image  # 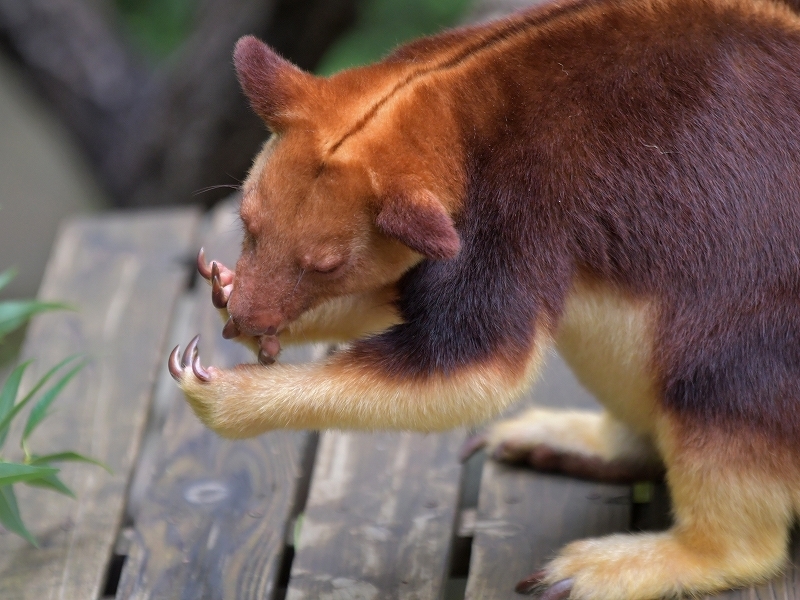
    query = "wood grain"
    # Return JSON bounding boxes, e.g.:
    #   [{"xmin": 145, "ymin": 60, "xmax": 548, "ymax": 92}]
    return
[
  {"xmin": 285, "ymin": 428, "xmax": 465, "ymax": 600},
  {"xmin": 0, "ymin": 208, "xmax": 201, "ymax": 600},
  {"xmin": 117, "ymin": 200, "xmax": 316, "ymax": 599},
  {"xmin": 465, "ymin": 352, "xmax": 633, "ymax": 599}
]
